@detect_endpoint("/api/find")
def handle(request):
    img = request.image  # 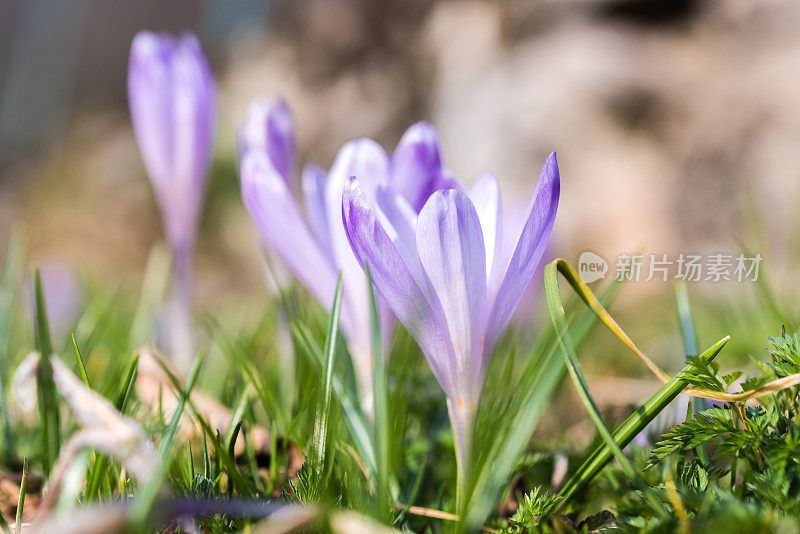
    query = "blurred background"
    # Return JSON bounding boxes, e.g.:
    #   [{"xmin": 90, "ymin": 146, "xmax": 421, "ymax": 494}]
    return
[{"xmin": 1, "ymin": 0, "xmax": 799, "ymax": 410}]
